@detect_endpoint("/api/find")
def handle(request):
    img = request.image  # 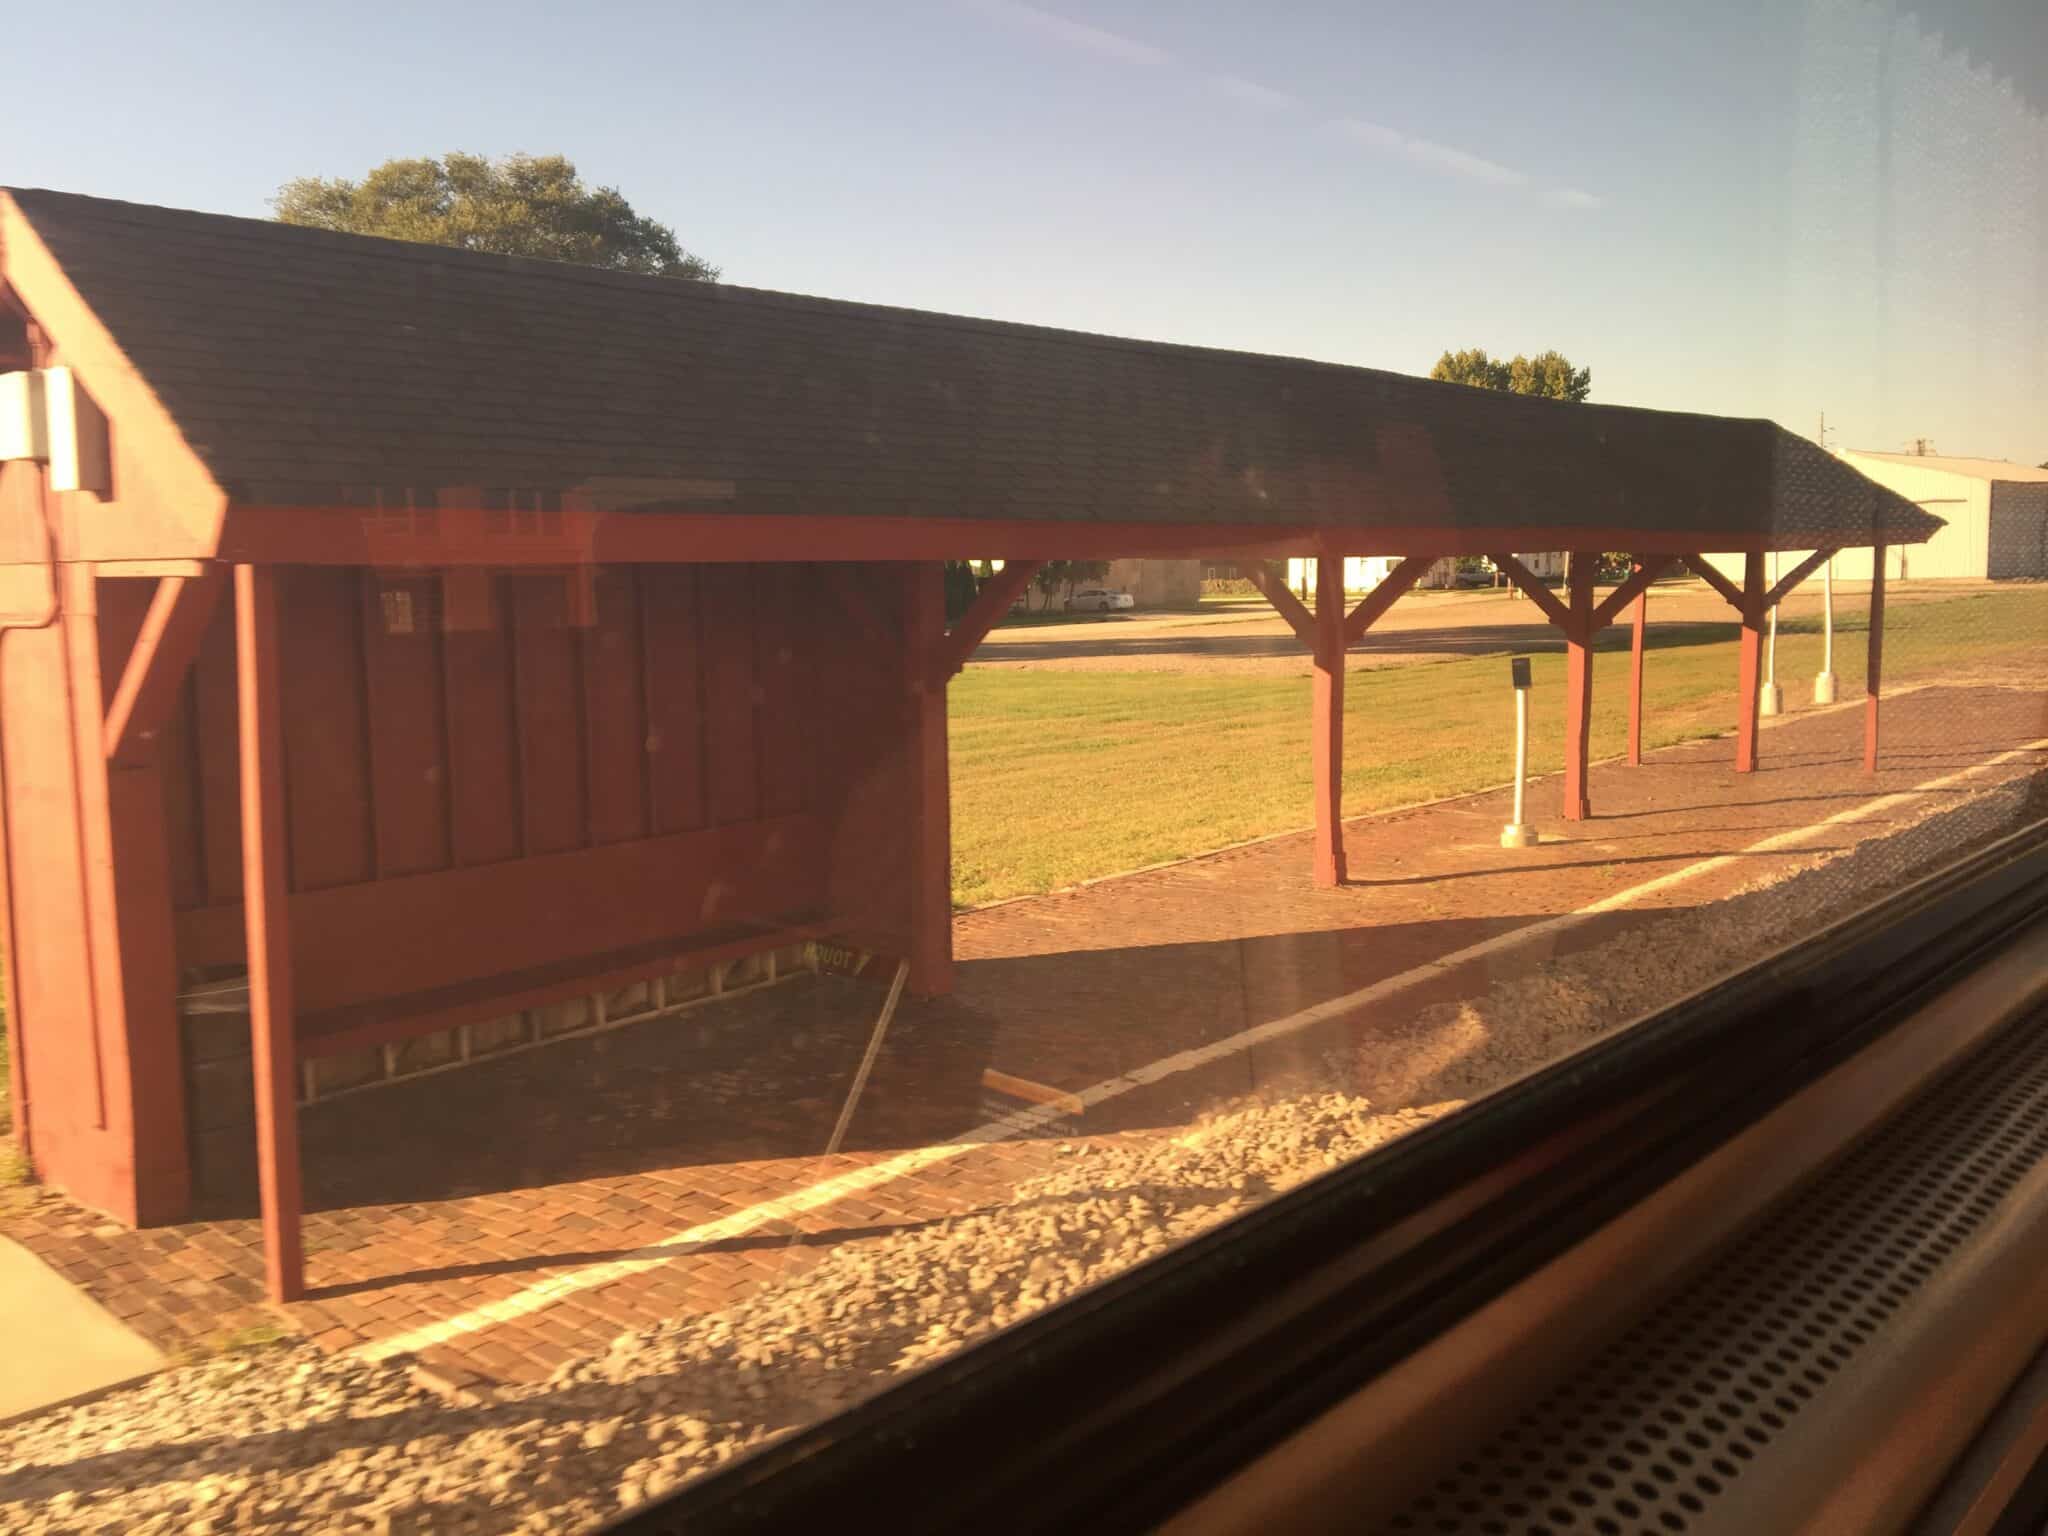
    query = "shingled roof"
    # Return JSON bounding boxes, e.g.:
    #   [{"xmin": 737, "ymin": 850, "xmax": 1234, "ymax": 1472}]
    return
[{"xmin": 2, "ymin": 188, "xmax": 1940, "ymax": 550}]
